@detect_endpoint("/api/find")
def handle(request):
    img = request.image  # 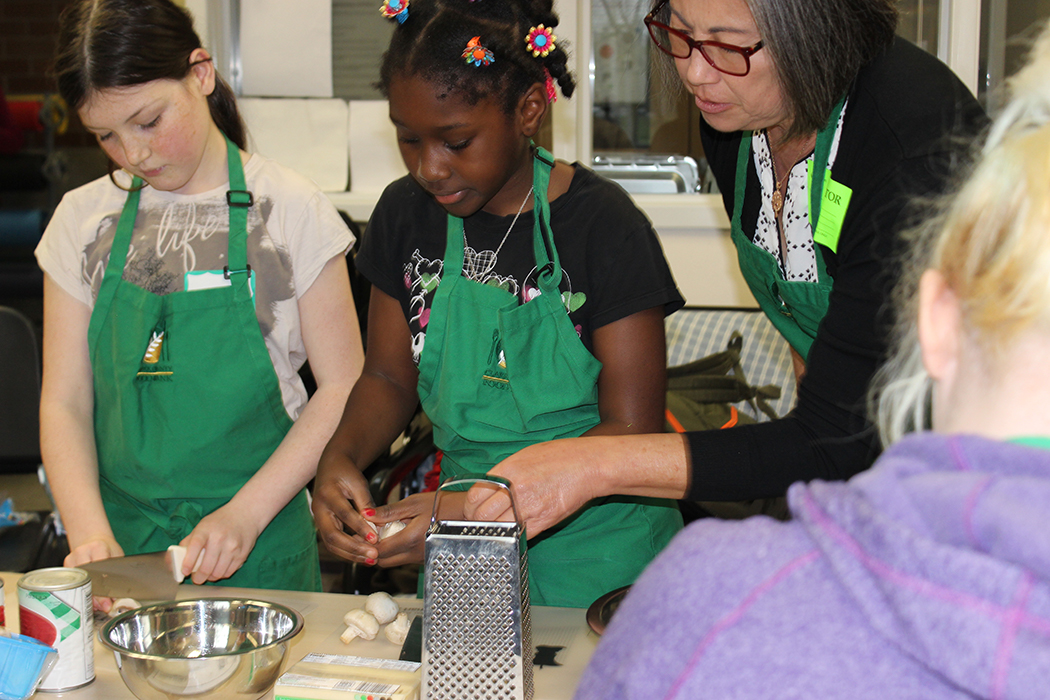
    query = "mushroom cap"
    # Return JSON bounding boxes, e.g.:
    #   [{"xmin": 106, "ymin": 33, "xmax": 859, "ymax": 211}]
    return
[
  {"xmin": 365, "ymin": 591, "xmax": 400, "ymax": 624},
  {"xmin": 384, "ymin": 612, "xmax": 411, "ymax": 645},
  {"xmin": 378, "ymin": 520, "xmax": 407, "ymax": 540},
  {"xmin": 342, "ymin": 608, "xmax": 380, "ymax": 640}
]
